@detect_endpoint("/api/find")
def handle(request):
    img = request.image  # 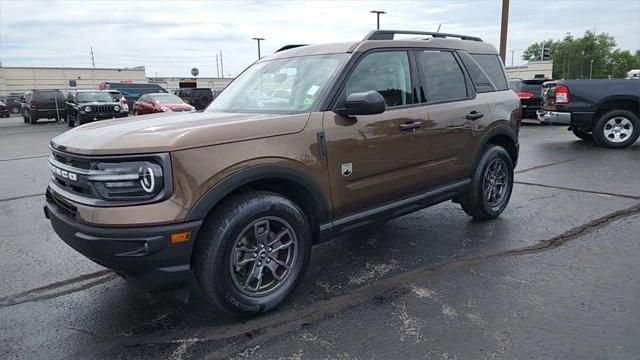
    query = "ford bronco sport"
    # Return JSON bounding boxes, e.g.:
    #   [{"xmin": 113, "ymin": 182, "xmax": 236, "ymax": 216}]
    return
[{"xmin": 44, "ymin": 30, "xmax": 521, "ymax": 316}]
